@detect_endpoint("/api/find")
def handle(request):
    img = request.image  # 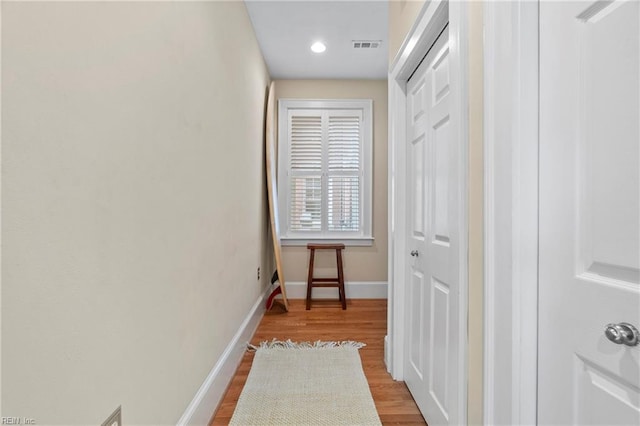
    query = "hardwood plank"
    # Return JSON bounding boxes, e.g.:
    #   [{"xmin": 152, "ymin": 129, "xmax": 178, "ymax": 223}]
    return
[{"xmin": 209, "ymin": 299, "xmax": 427, "ymax": 425}]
